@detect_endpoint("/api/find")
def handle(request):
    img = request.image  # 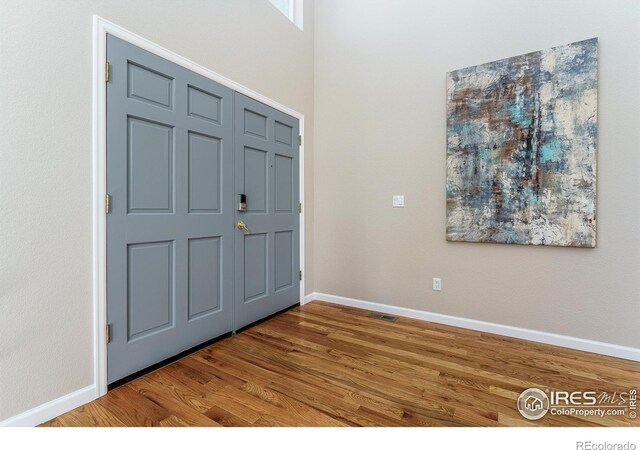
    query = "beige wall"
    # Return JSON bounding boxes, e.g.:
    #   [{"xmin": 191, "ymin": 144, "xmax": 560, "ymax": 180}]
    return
[
  {"xmin": 314, "ymin": 0, "xmax": 640, "ymax": 348},
  {"xmin": 0, "ymin": 0, "xmax": 315, "ymax": 421},
  {"xmin": 1, "ymin": 0, "xmax": 639, "ymax": 424}
]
